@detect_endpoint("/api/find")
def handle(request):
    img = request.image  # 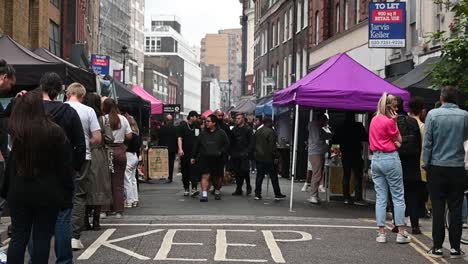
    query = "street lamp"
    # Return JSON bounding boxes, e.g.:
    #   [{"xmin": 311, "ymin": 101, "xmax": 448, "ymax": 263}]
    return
[
  {"xmin": 228, "ymin": 79, "xmax": 232, "ymax": 107},
  {"xmin": 120, "ymin": 46, "xmax": 129, "ymax": 84}
]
